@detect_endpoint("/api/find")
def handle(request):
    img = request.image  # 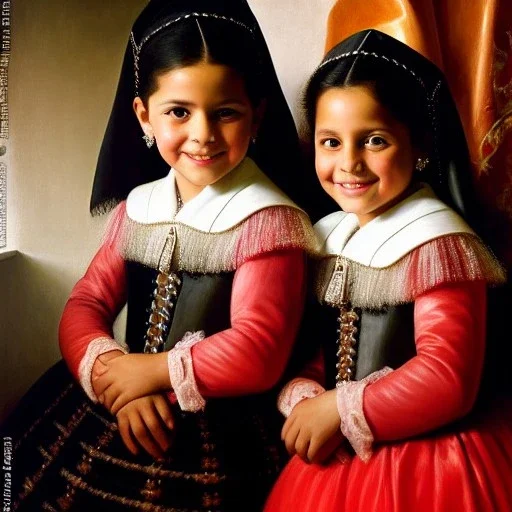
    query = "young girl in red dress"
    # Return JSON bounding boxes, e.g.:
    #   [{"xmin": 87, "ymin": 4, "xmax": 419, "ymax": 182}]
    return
[
  {"xmin": 4, "ymin": 1, "xmax": 316, "ymax": 510},
  {"xmin": 265, "ymin": 29, "xmax": 512, "ymax": 512}
]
